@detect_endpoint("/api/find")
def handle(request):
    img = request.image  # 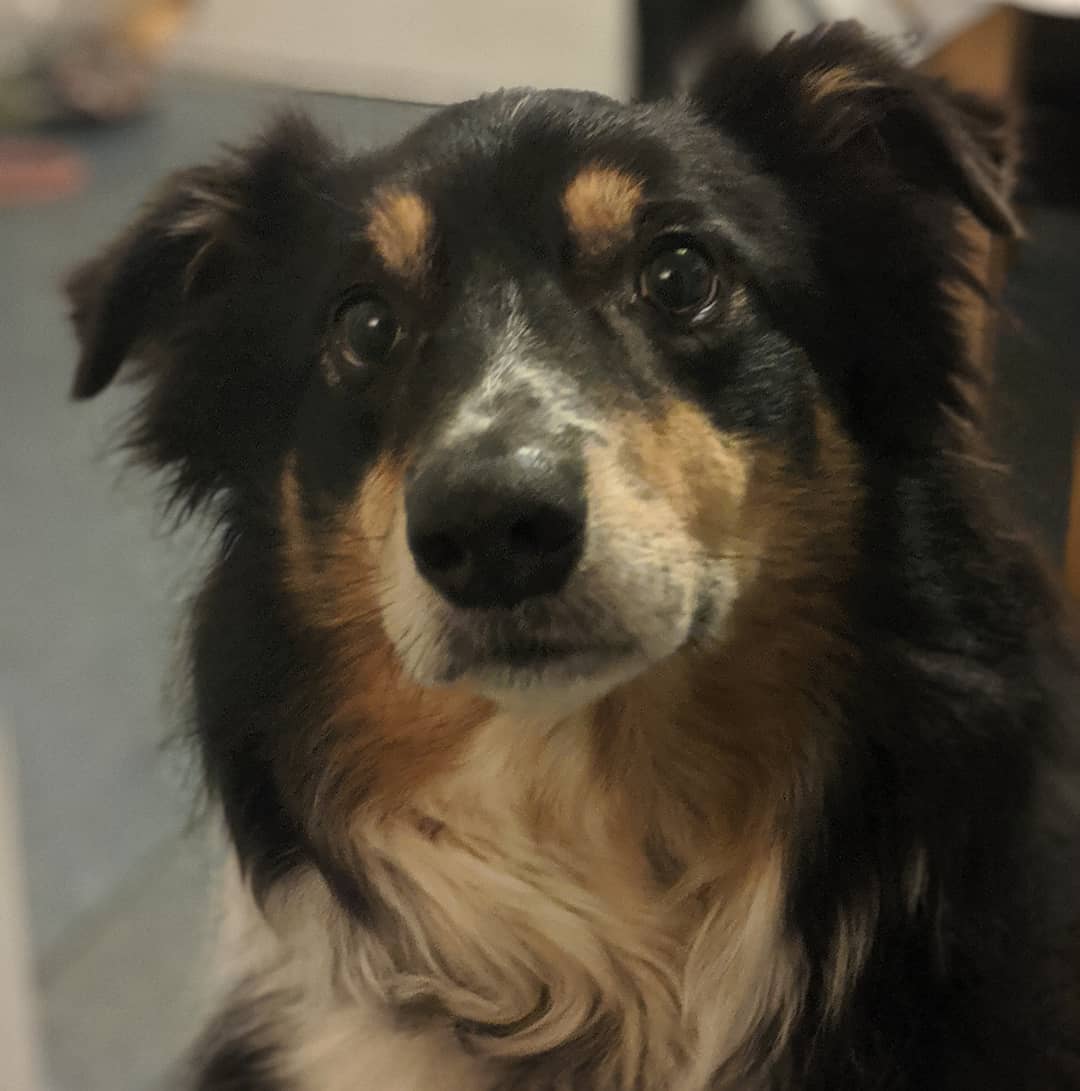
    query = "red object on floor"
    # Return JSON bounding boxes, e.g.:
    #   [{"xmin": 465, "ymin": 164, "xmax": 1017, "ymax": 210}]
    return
[{"xmin": 0, "ymin": 139, "xmax": 87, "ymax": 206}]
